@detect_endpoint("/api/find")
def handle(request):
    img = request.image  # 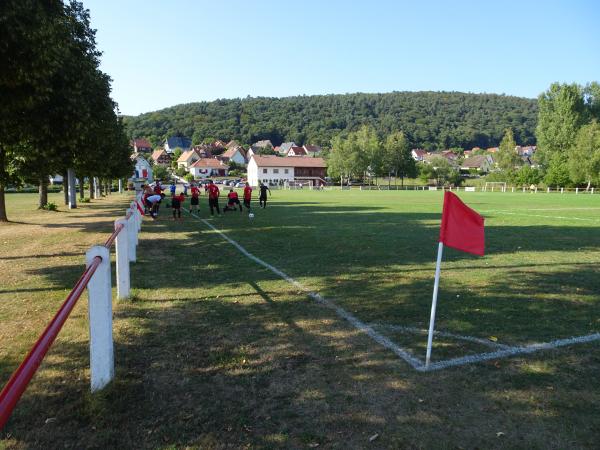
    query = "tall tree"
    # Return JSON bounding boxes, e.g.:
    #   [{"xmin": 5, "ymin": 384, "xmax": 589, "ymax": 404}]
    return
[
  {"xmin": 355, "ymin": 125, "xmax": 381, "ymax": 183},
  {"xmin": 567, "ymin": 120, "xmax": 600, "ymax": 189},
  {"xmin": 535, "ymin": 83, "xmax": 586, "ymax": 167},
  {"xmin": 383, "ymin": 131, "xmax": 416, "ymax": 186},
  {"xmin": 496, "ymin": 128, "xmax": 521, "ymax": 172}
]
